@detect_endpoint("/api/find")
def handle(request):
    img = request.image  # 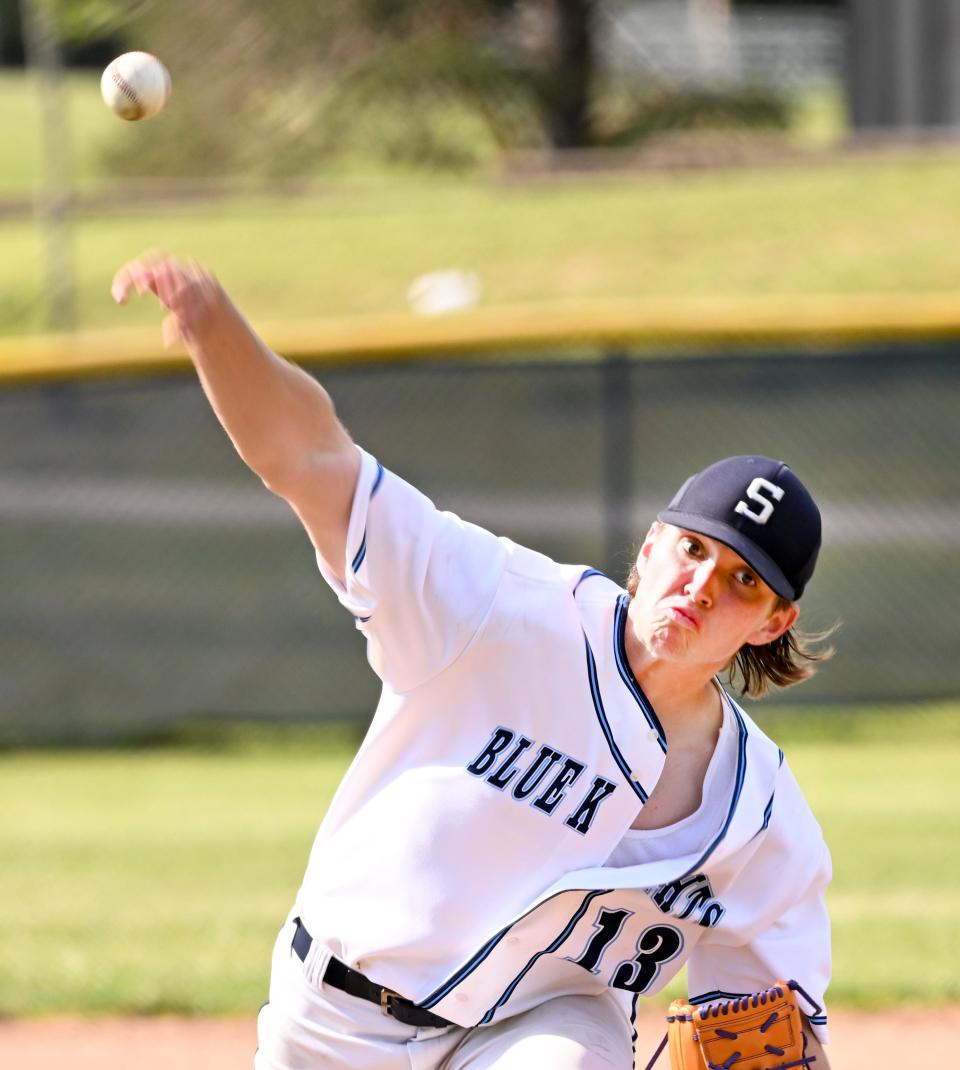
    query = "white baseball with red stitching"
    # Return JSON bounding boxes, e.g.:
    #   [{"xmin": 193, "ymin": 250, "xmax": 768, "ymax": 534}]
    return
[{"xmin": 100, "ymin": 52, "xmax": 171, "ymax": 121}]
